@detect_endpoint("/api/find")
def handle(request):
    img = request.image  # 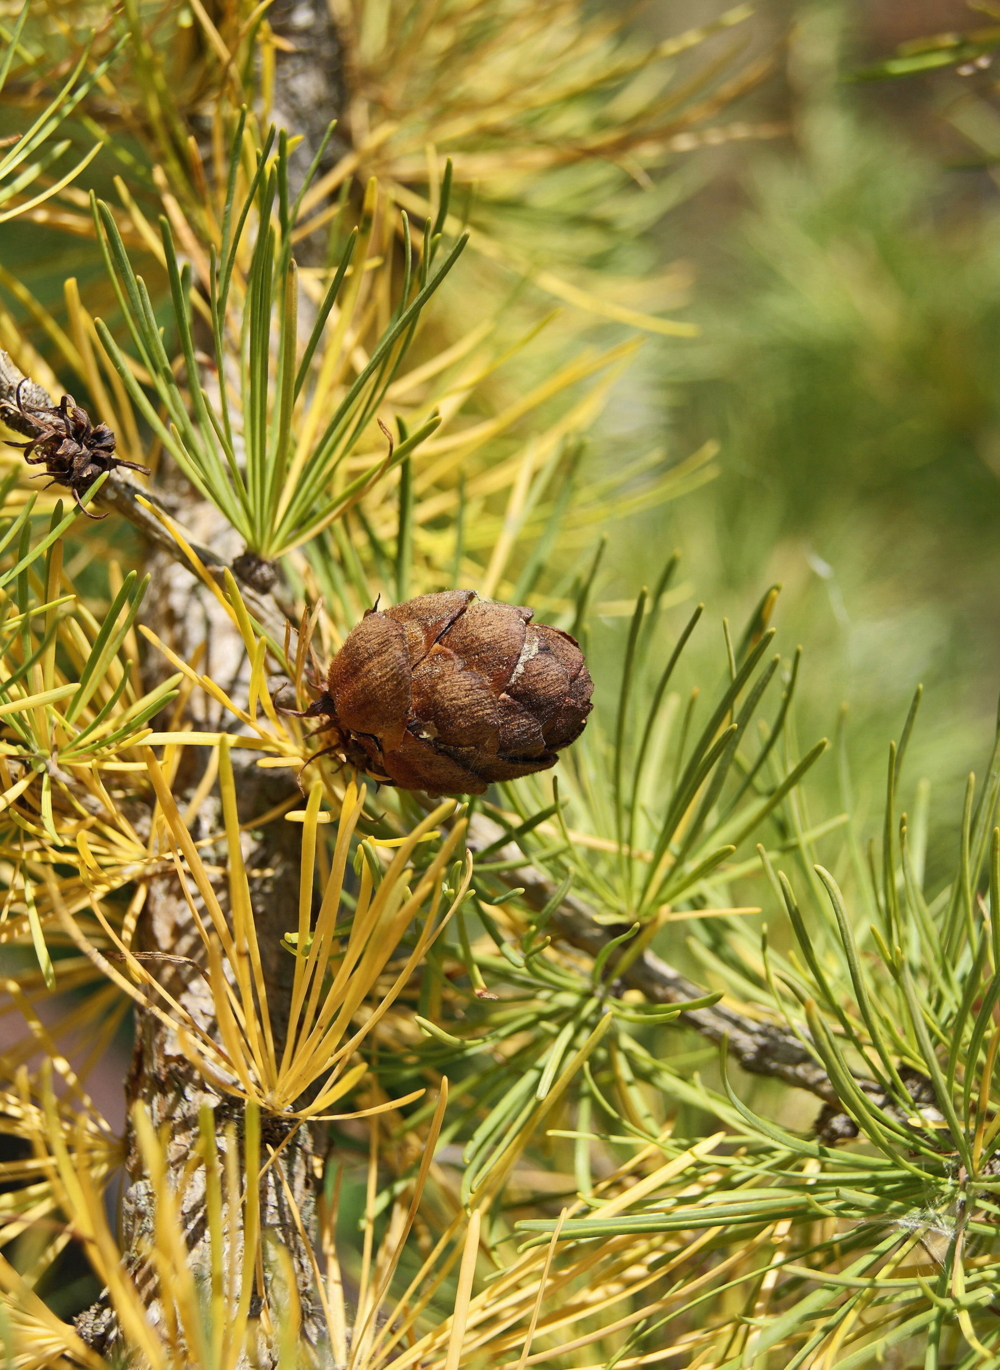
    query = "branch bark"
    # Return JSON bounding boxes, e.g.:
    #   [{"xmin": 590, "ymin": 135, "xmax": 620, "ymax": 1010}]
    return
[
  {"xmin": 84, "ymin": 21, "xmax": 355, "ymax": 1347},
  {"xmin": 463, "ymin": 813, "xmax": 846, "ymax": 1106}
]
